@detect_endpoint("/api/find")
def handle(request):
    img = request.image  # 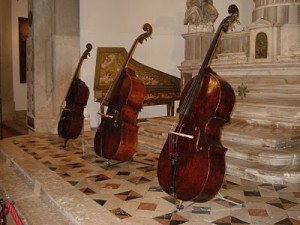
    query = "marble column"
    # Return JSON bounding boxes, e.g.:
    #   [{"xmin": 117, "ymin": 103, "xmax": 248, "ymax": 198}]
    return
[
  {"xmin": 0, "ymin": 0, "xmax": 16, "ymax": 121},
  {"xmin": 27, "ymin": 0, "xmax": 80, "ymax": 133}
]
